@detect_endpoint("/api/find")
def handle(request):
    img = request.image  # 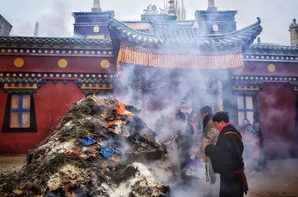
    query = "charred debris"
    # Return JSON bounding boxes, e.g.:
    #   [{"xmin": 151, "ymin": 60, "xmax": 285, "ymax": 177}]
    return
[{"xmin": 0, "ymin": 96, "xmax": 171, "ymax": 197}]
